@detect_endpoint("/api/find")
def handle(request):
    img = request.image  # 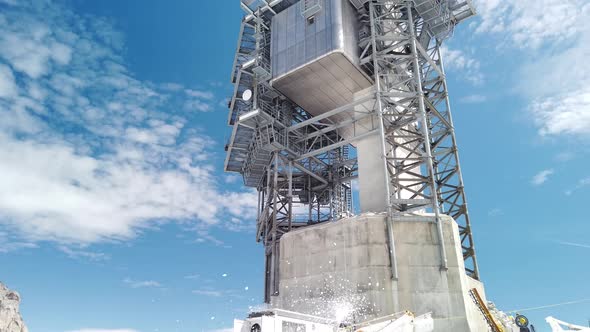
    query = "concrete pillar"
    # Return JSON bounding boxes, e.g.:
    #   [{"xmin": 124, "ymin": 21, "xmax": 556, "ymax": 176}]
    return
[
  {"xmin": 351, "ymin": 89, "xmax": 424, "ymax": 214},
  {"xmin": 357, "ymin": 134, "xmax": 389, "ymax": 212}
]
